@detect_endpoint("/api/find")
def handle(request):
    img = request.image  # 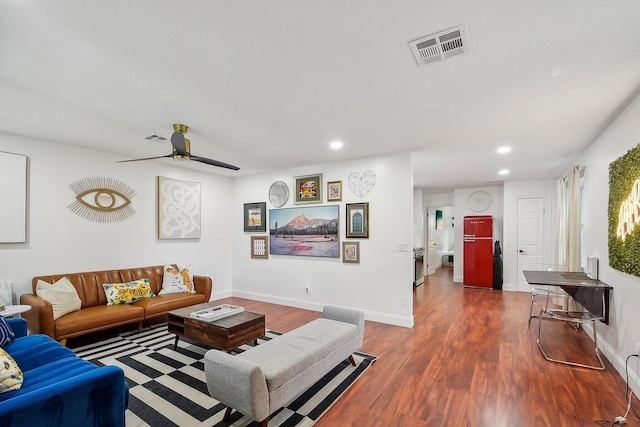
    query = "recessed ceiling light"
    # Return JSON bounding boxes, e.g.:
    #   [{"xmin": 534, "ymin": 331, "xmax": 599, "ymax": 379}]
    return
[
  {"xmin": 499, "ymin": 169, "xmax": 510, "ymax": 175},
  {"xmin": 497, "ymin": 146, "xmax": 511, "ymax": 154},
  {"xmin": 330, "ymin": 140, "xmax": 344, "ymax": 150}
]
